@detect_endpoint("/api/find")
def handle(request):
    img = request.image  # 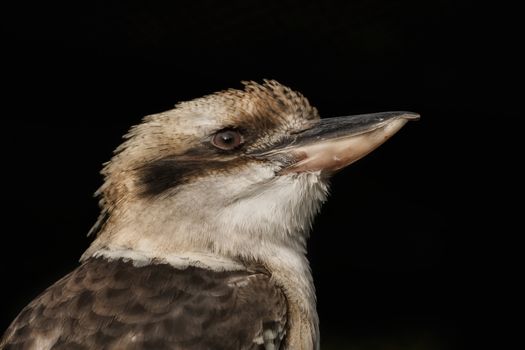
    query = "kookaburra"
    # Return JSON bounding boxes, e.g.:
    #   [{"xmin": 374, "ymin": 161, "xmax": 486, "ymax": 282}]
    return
[{"xmin": 1, "ymin": 80, "xmax": 418, "ymax": 350}]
